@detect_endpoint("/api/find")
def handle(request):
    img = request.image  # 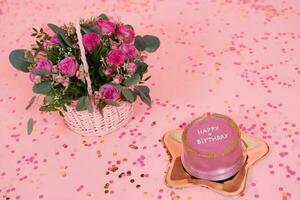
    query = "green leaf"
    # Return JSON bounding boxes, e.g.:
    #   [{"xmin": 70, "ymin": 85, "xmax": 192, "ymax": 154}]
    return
[
  {"xmin": 47, "ymin": 23, "xmax": 72, "ymax": 47},
  {"xmin": 39, "ymin": 105, "xmax": 57, "ymax": 112},
  {"xmin": 80, "ymin": 24, "xmax": 99, "ymax": 34},
  {"xmin": 27, "ymin": 118, "xmax": 34, "ymax": 135},
  {"xmin": 143, "ymin": 35, "xmax": 160, "ymax": 53},
  {"xmin": 124, "ymin": 74, "xmax": 141, "ymax": 86},
  {"xmin": 121, "ymin": 88, "xmax": 136, "ymax": 103},
  {"xmin": 59, "ymin": 110, "xmax": 64, "ymax": 117},
  {"xmin": 46, "ymin": 47, "xmax": 60, "ymax": 64},
  {"xmin": 104, "ymin": 99, "xmax": 120, "ymax": 107},
  {"xmin": 143, "ymin": 75, "xmax": 151, "ymax": 81},
  {"xmin": 25, "ymin": 96, "xmax": 36, "ymax": 110},
  {"xmin": 125, "ymin": 24, "xmax": 134, "ymax": 30},
  {"xmin": 44, "ymin": 96, "xmax": 53, "ymax": 104},
  {"xmin": 134, "ymin": 85, "xmax": 152, "ymax": 106},
  {"xmin": 32, "ymin": 81, "xmax": 52, "ymax": 94},
  {"xmin": 56, "ymin": 34, "xmax": 67, "ymax": 49},
  {"xmin": 9, "ymin": 49, "xmax": 32, "ymax": 72},
  {"xmin": 134, "ymin": 36, "xmax": 146, "ymax": 51},
  {"xmin": 48, "ymin": 23, "xmax": 67, "ymax": 35},
  {"xmin": 99, "ymin": 13, "xmax": 109, "ymax": 20},
  {"xmin": 75, "ymin": 96, "xmax": 93, "ymax": 112},
  {"xmin": 110, "ymin": 83, "xmax": 122, "ymax": 91},
  {"xmin": 30, "ymin": 69, "xmax": 52, "ymax": 76},
  {"xmin": 76, "ymin": 96, "xmax": 87, "ymax": 111},
  {"xmin": 136, "ymin": 61, "xmax": 148, "ymax": 75},
  {"xmin": 85, "ymin": 97, "xmax": 93, "ymax": 113}
]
